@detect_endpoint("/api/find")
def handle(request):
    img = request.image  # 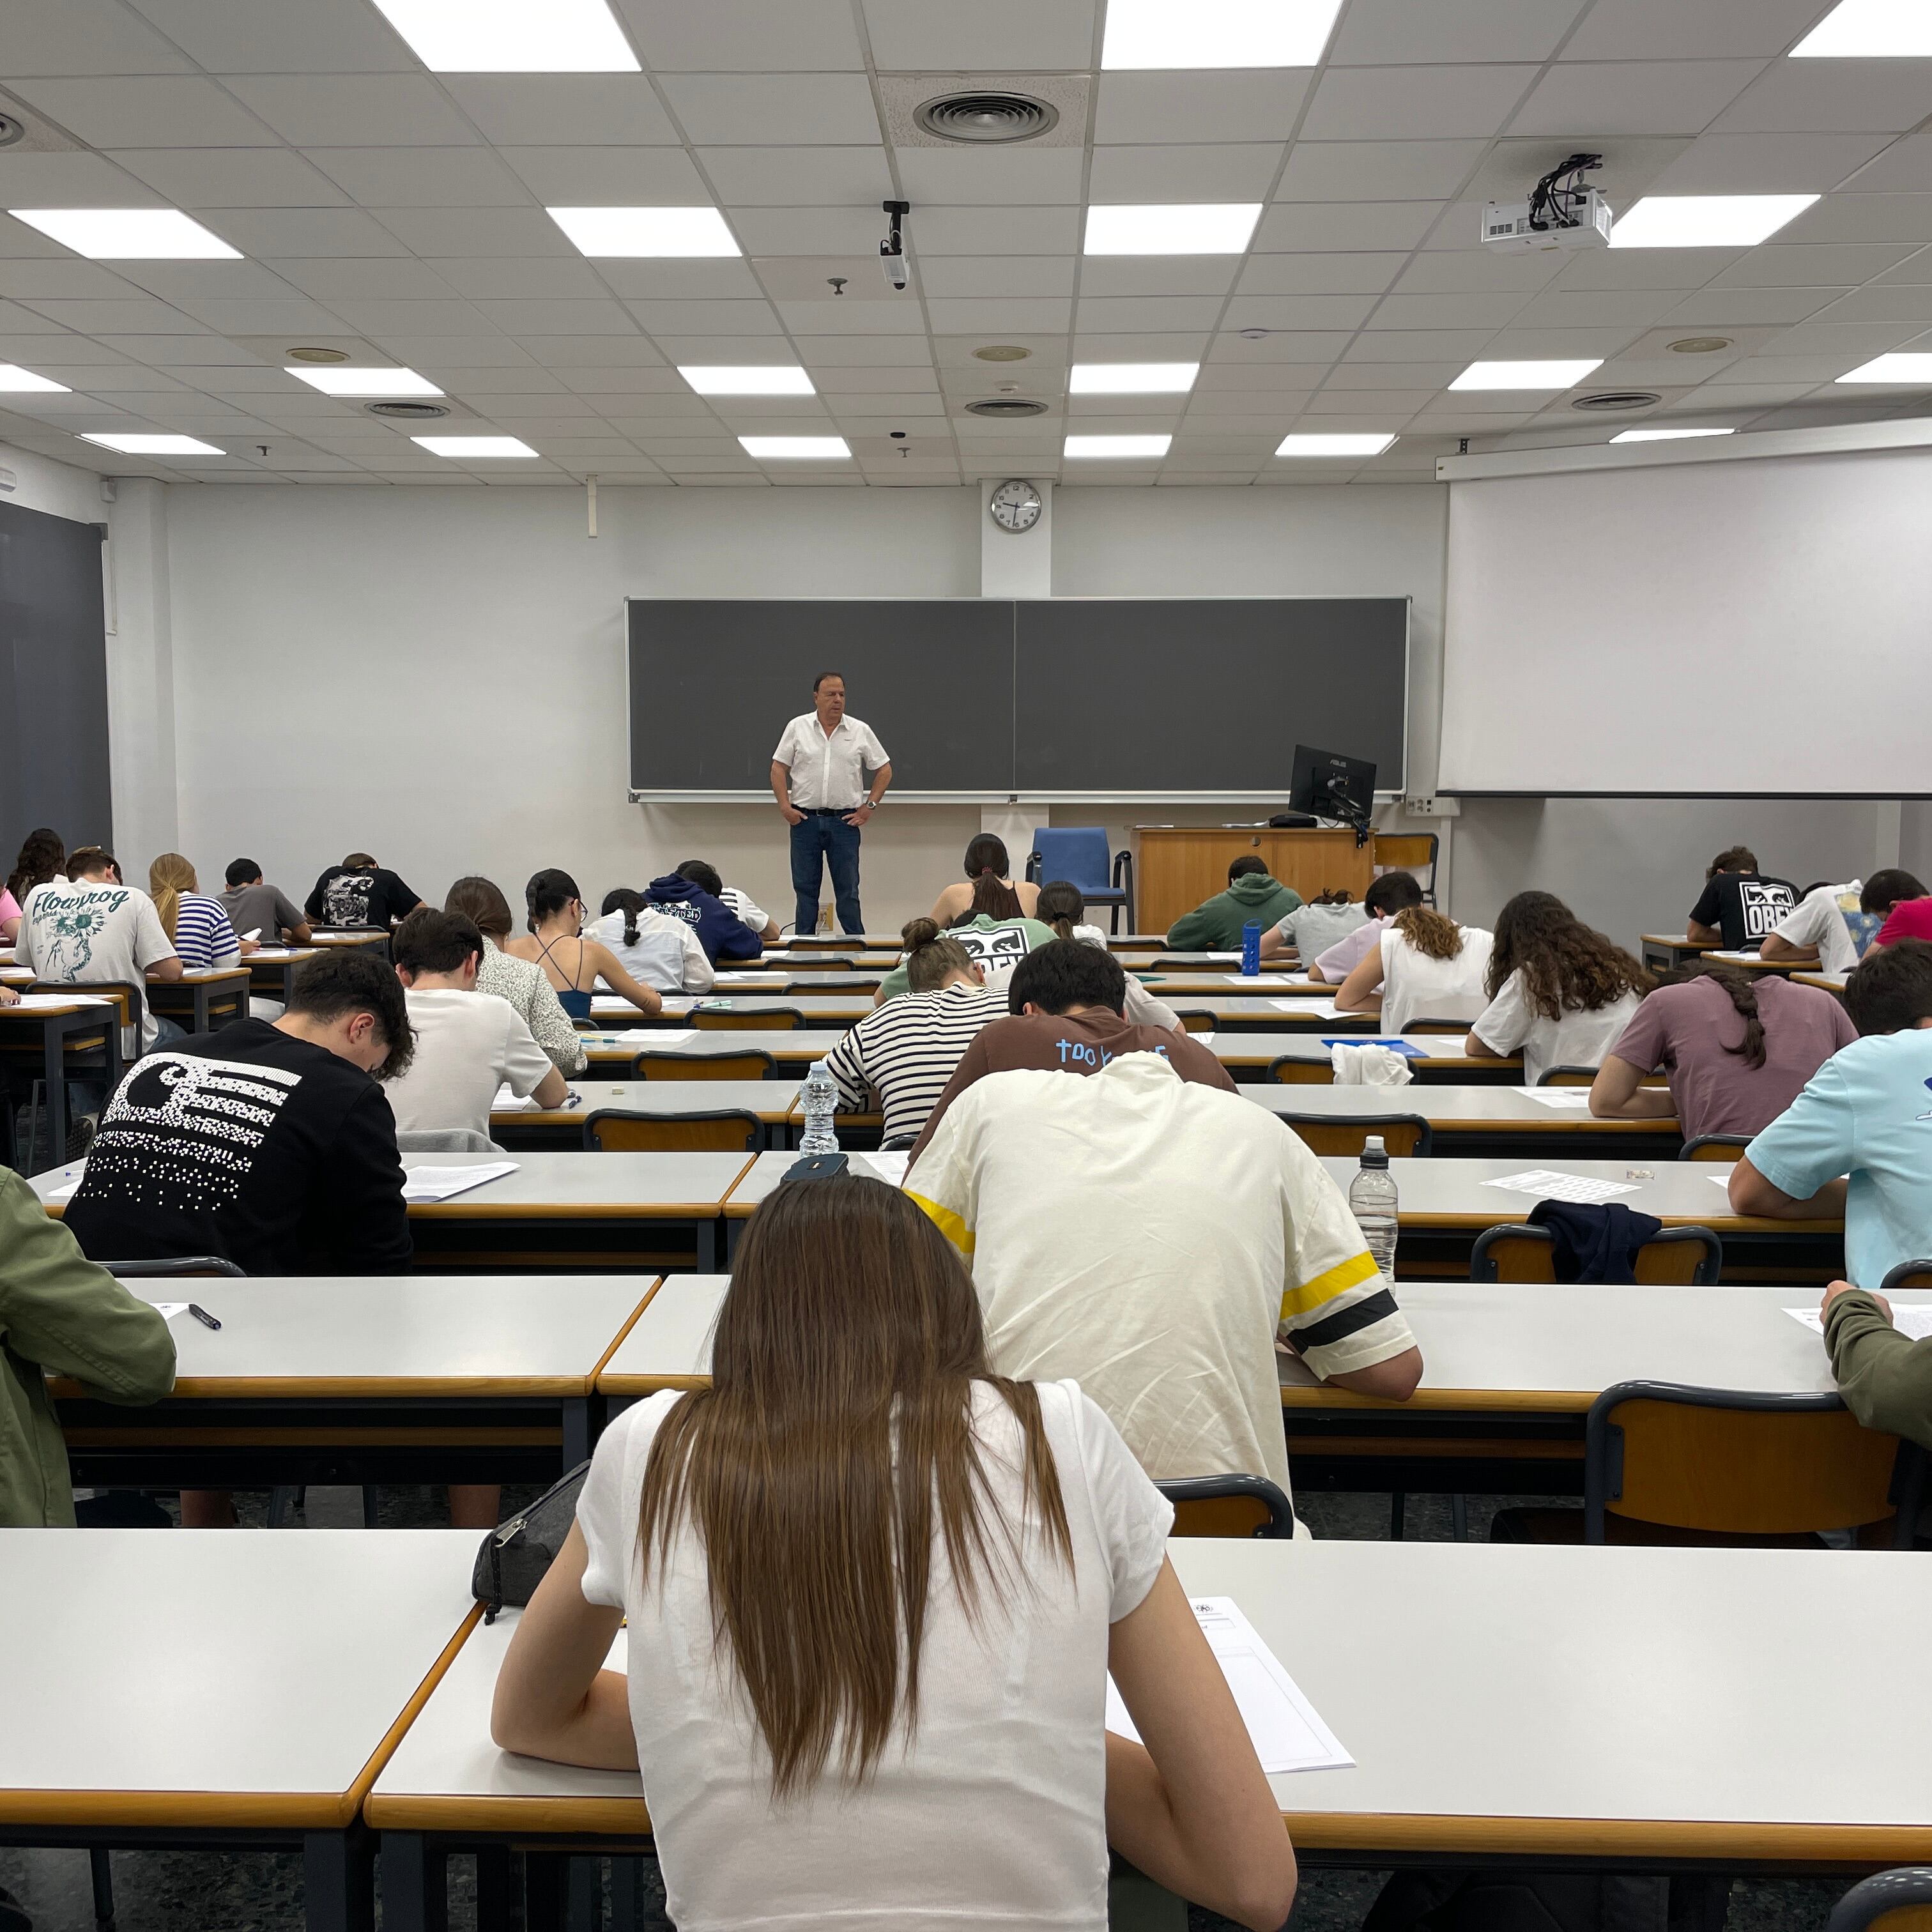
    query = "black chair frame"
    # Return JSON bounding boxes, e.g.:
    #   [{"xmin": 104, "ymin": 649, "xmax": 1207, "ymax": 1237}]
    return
[
  {"xmin": 1469, "ymin": 1222, "xmax": 1724, "ymax": 1285},
  {"xmin": 1275, "ymin": 1112, "xmax": 1434, "ymax": 1157},
  {"xmin": 105, "ymin": 1256, "xmax": 247, "ymax": 1278},
  {"xmin": 631, "ymin": 1048, "xmax": 780, "ymax": 1079},
  {"xmin": 581, "ymin": 1108, "xmax": 762, "ymax": 1153},
  {"xmin": 1678, "ymin": 1134, "xmax": 1751, "ymax": 1160},
  {"xmin": 1828, "ymin": 1867, "xmax": 1932, "ymax": 1931},
  {"xmin": 1154, "ymin": 1473, "xmax": 1296, "ymax": 1539}
]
